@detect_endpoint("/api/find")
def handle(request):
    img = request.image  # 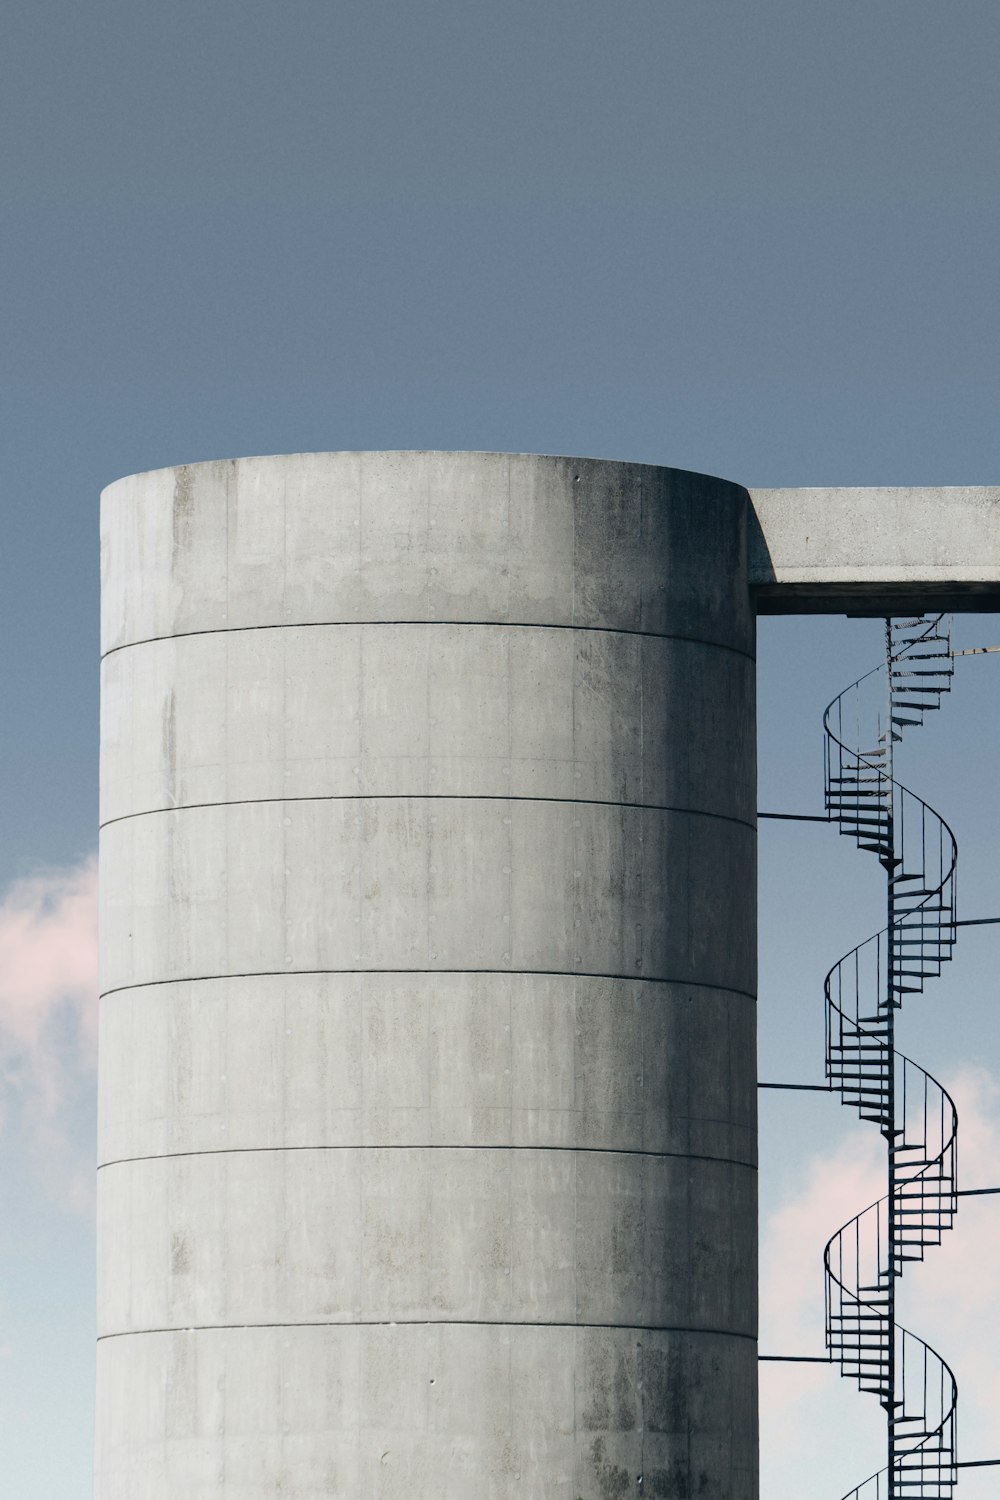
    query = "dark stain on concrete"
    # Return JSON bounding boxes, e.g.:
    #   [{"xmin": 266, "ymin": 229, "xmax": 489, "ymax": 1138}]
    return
[
  {"xmin": 172, "ymin": 467, "xmax": 195, "ymax": 562},
  {"xmin": 170, "ymin": 1233, "xmax": 191, "ymax": 1275},
  {"xmin": 642, "ymin": 1345, "xmax": 686, "ymax": 1435},
  {"xmin": 589, "ymin": 1436, "xmax": 631, "ymax": 1500},
  {"xmin": 582, "ymin": 1347, "xmax": 636, "ymax": 1432},
  {"xmin": 162, "ymin": 688, "xmax": 177, "ymax": 803}
]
